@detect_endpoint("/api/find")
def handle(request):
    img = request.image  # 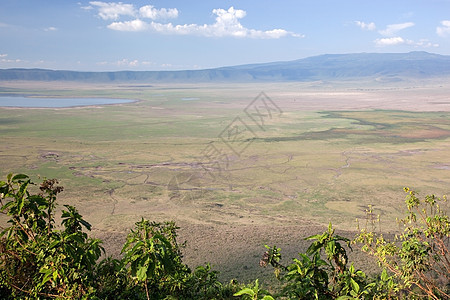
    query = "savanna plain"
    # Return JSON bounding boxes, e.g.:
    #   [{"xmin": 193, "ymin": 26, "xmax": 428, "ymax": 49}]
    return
[{"xmin": 1, "ymin": 80, "xmax": 449, "ymax": 282}]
